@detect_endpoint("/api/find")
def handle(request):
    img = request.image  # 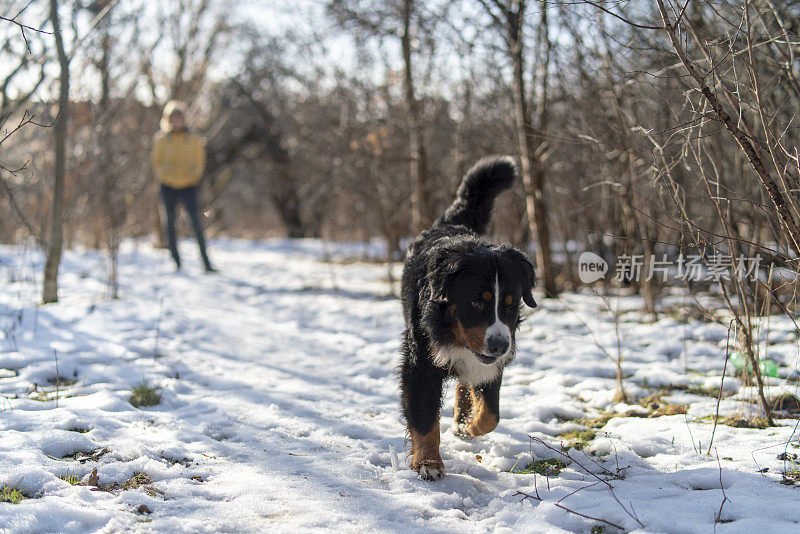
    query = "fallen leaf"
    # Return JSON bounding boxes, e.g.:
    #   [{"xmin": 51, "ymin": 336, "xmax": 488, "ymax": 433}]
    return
[{"xmin": 87, "ymin": 468, "xmax": 99, "ymax": 486}]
